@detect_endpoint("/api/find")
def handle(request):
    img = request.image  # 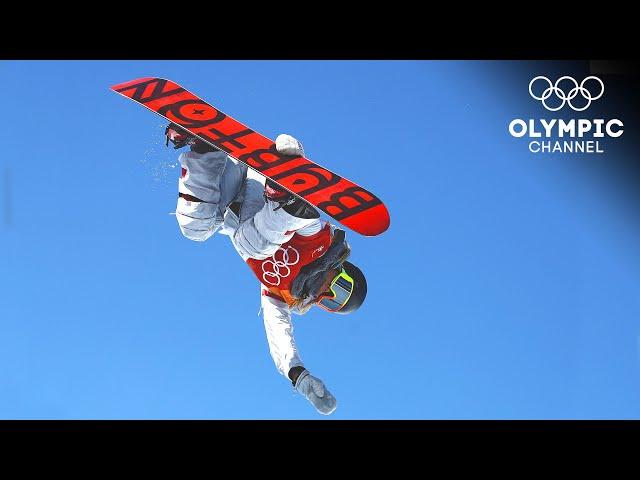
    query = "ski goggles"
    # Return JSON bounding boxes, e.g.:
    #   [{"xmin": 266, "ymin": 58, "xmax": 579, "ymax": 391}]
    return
[{"xmin": 317, "ymin": 268, "xmax": 354, "ymax": 312}]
